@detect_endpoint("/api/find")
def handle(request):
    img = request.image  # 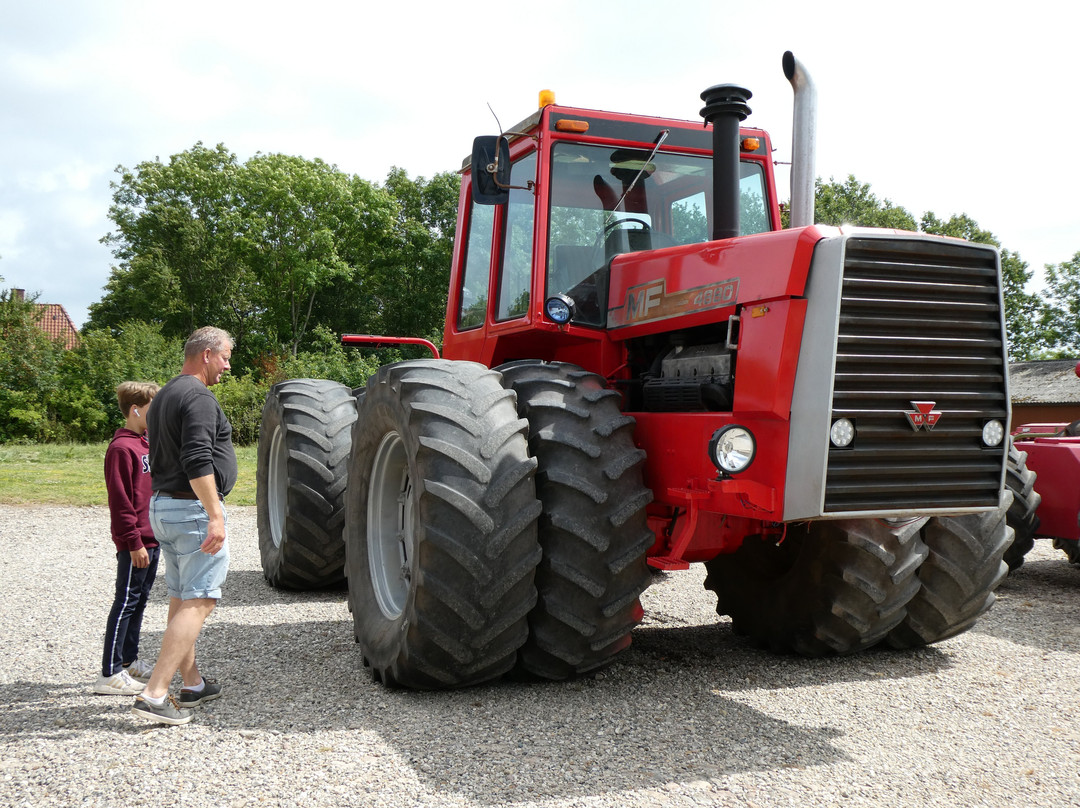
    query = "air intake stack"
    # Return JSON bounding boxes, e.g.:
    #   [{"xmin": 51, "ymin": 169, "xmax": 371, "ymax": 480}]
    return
[{"xmin": 699, "ymin": 84, "xmax": 752, "ymax": 241}]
